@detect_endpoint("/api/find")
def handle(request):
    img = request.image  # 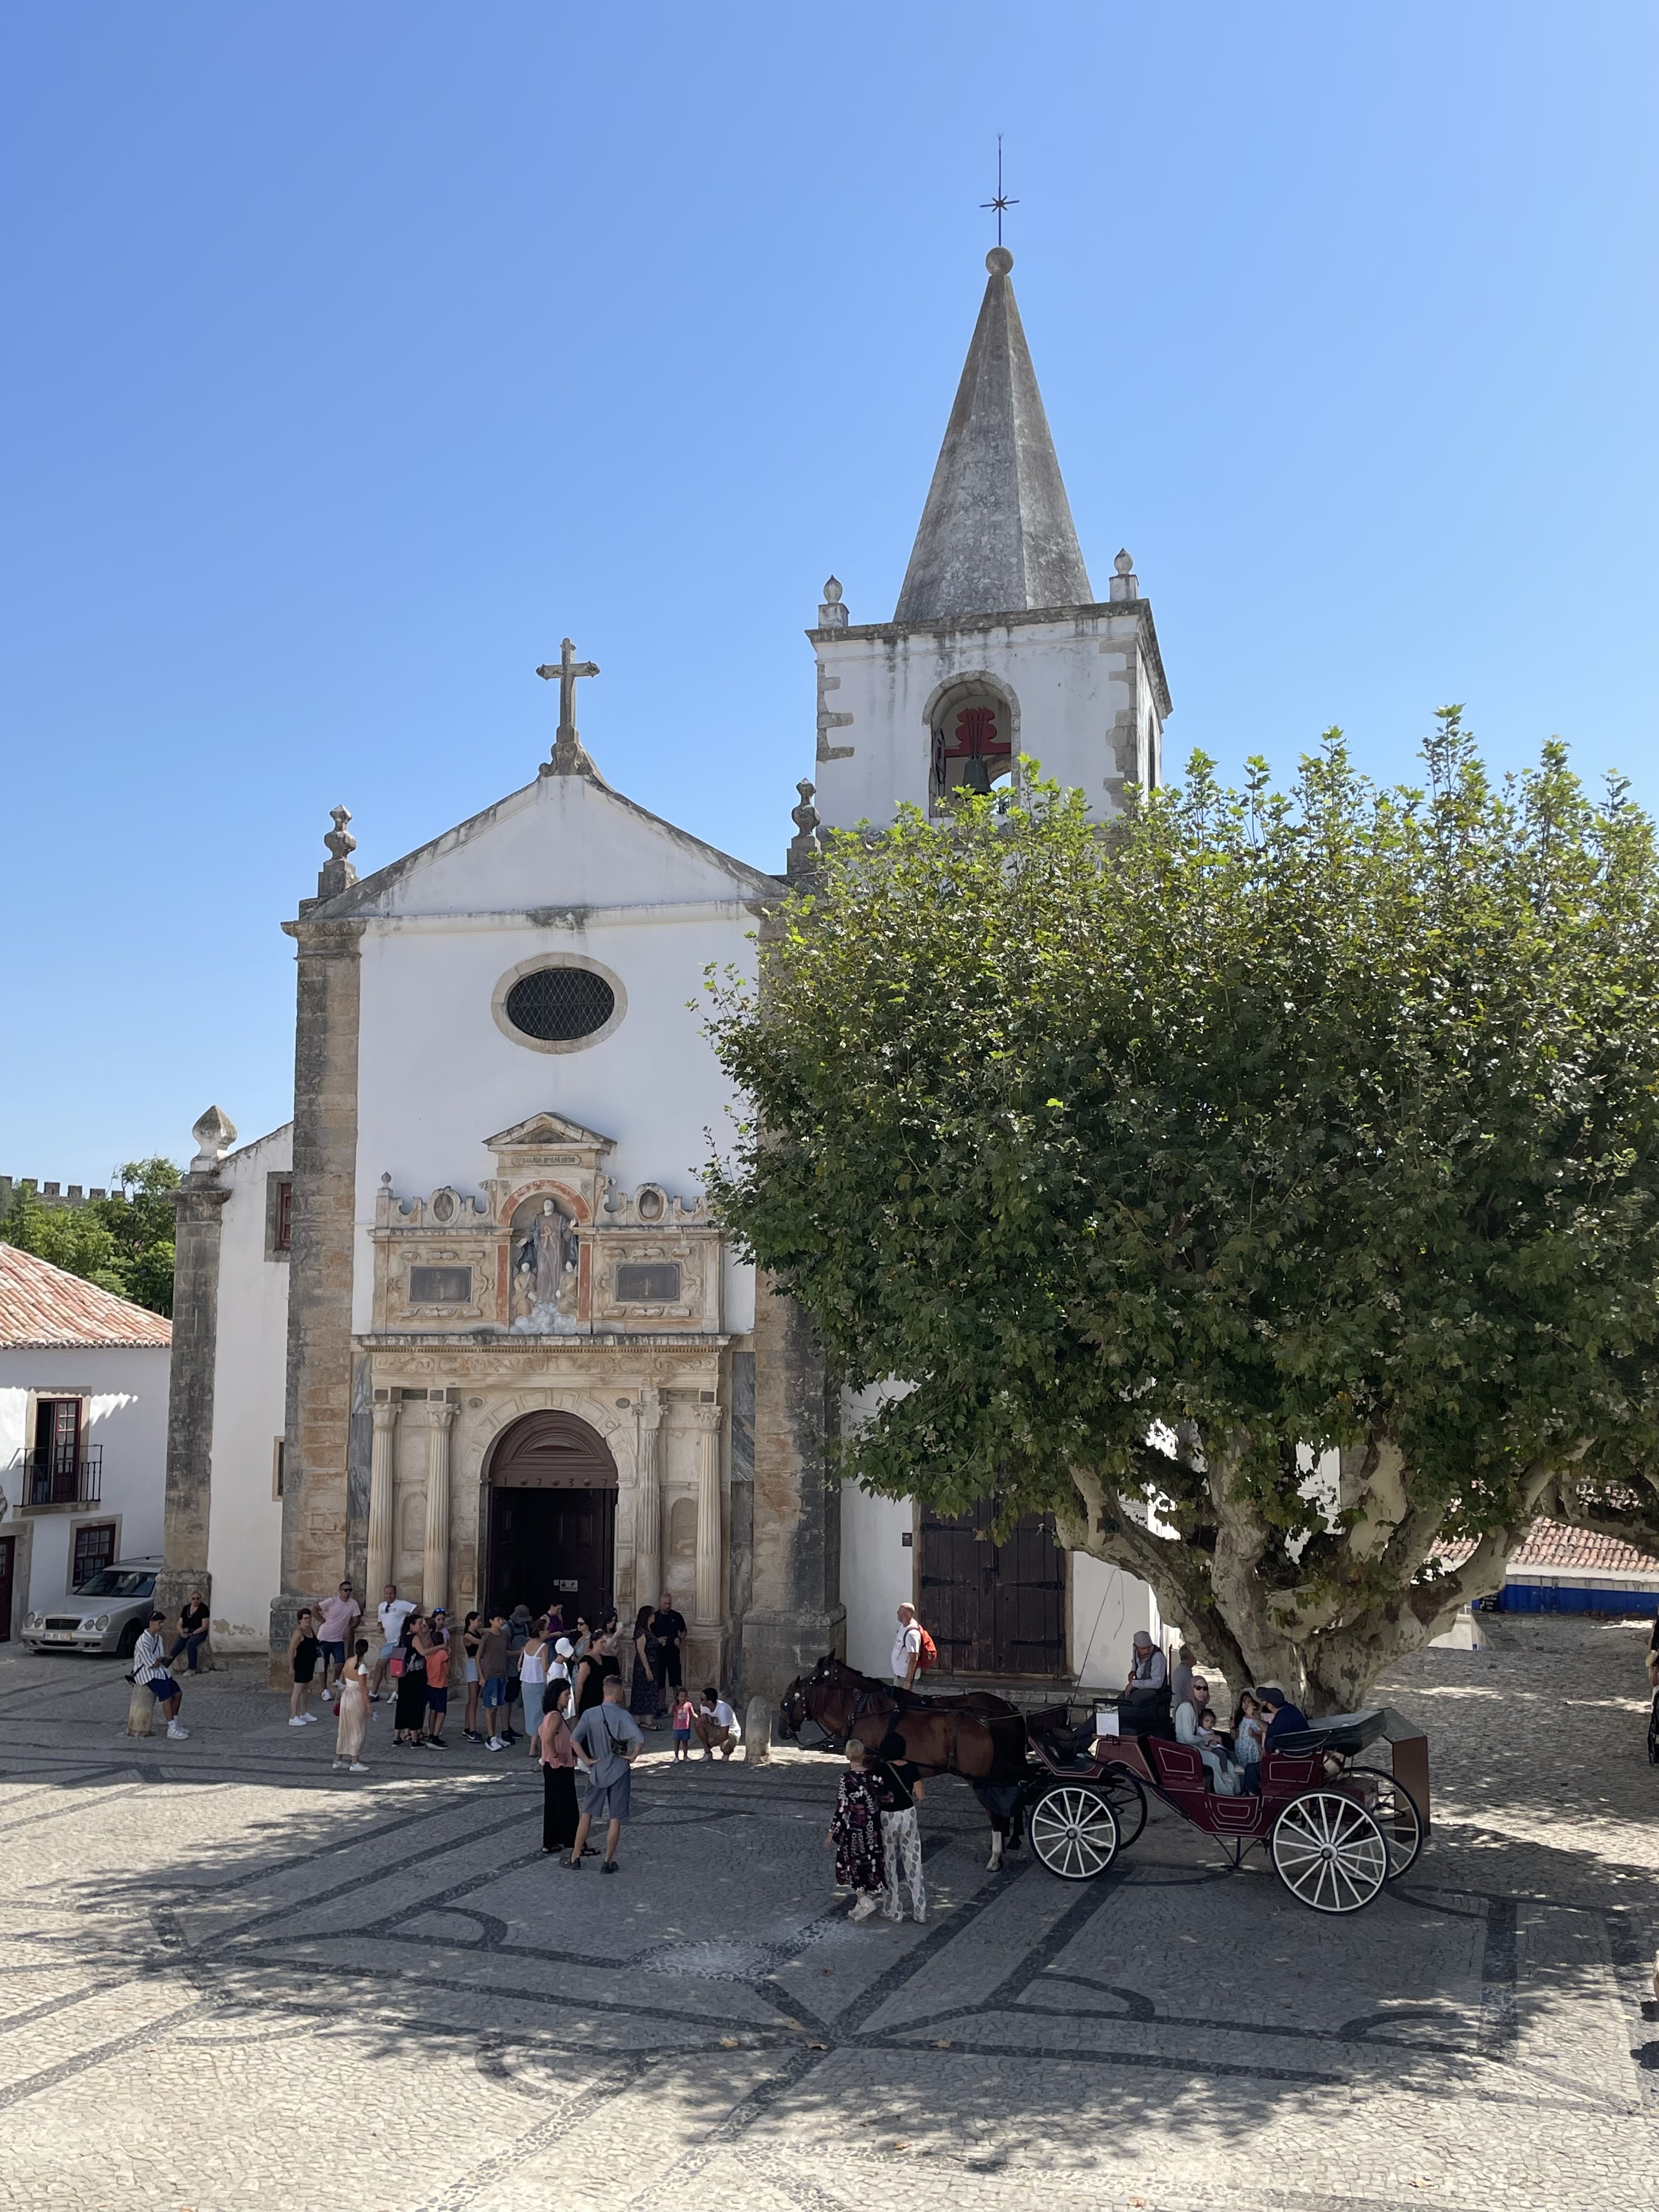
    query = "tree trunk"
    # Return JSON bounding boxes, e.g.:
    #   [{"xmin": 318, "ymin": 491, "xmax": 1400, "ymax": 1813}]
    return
[{"xmin": 1065, "ymin": 1441, "xmax": 1559, "ymax": 1710}]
